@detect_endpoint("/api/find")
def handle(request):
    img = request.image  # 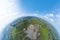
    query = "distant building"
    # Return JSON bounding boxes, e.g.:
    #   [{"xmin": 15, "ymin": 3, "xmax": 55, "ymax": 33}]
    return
[{"xmin": 25, "ymin": 24, "xmax": 39, "ymax": 40}]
